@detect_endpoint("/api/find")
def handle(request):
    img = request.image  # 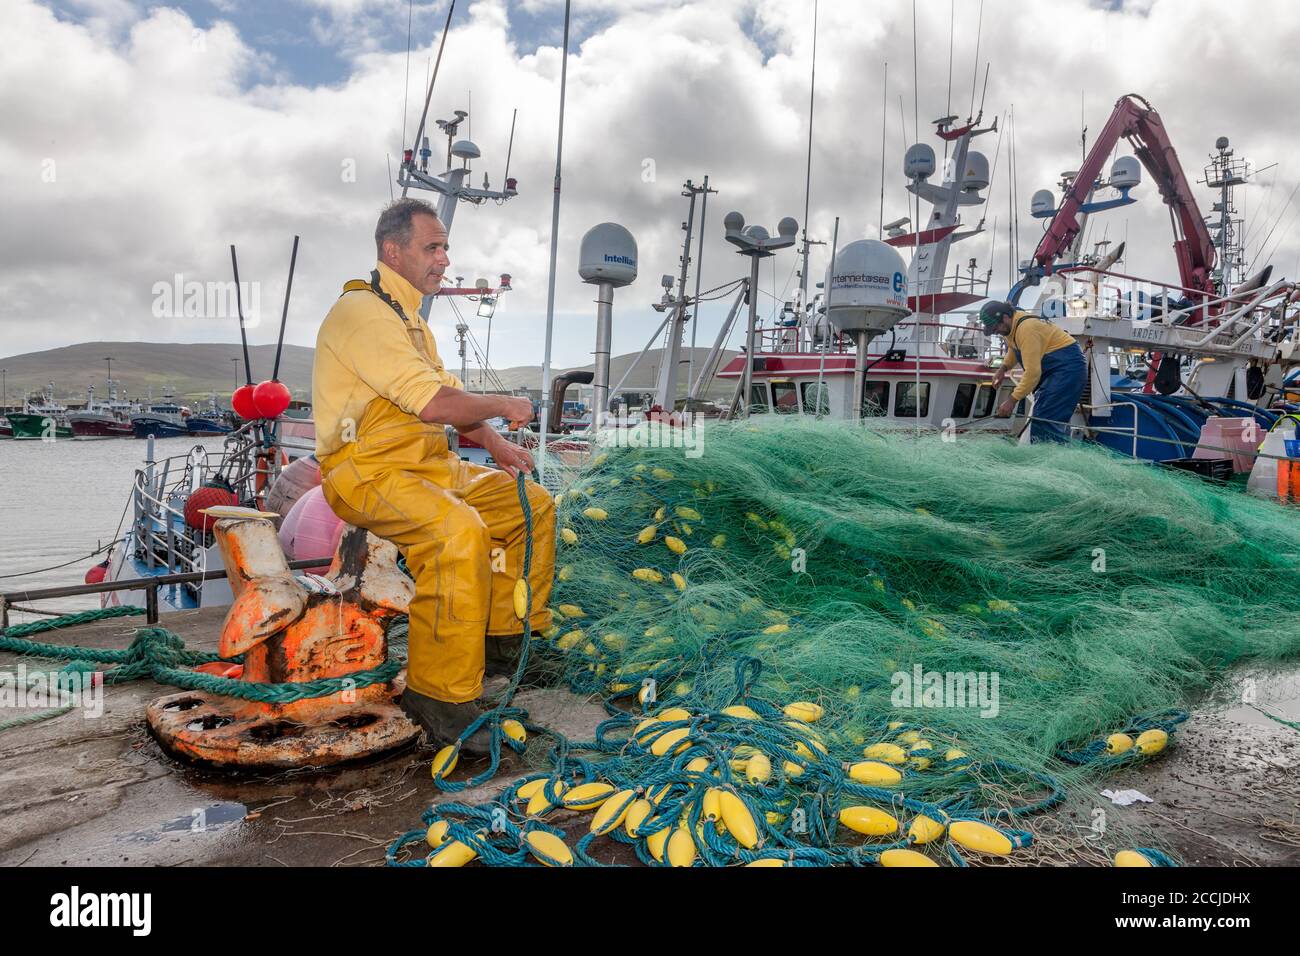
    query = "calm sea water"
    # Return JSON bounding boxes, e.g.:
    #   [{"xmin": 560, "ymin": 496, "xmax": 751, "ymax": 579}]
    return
[{"xmin": 0, "ymin": 434, "xmax": 228, "ymax": 622}]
